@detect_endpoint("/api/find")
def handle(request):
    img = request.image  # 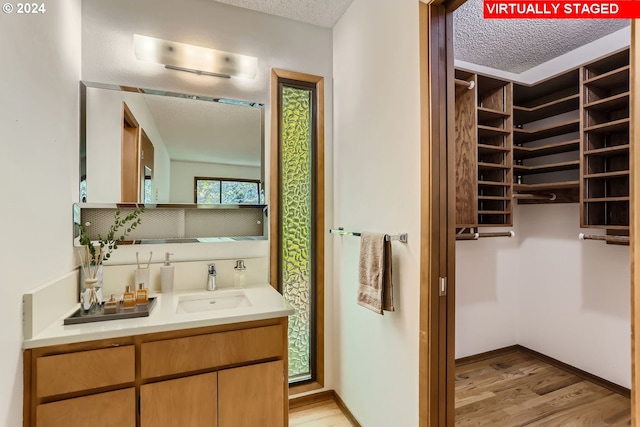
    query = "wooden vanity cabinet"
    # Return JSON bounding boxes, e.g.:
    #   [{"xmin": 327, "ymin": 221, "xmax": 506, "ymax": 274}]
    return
[{"xmin": 24, "ymin": 317, "xmax": 289, "ymax": 427}]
